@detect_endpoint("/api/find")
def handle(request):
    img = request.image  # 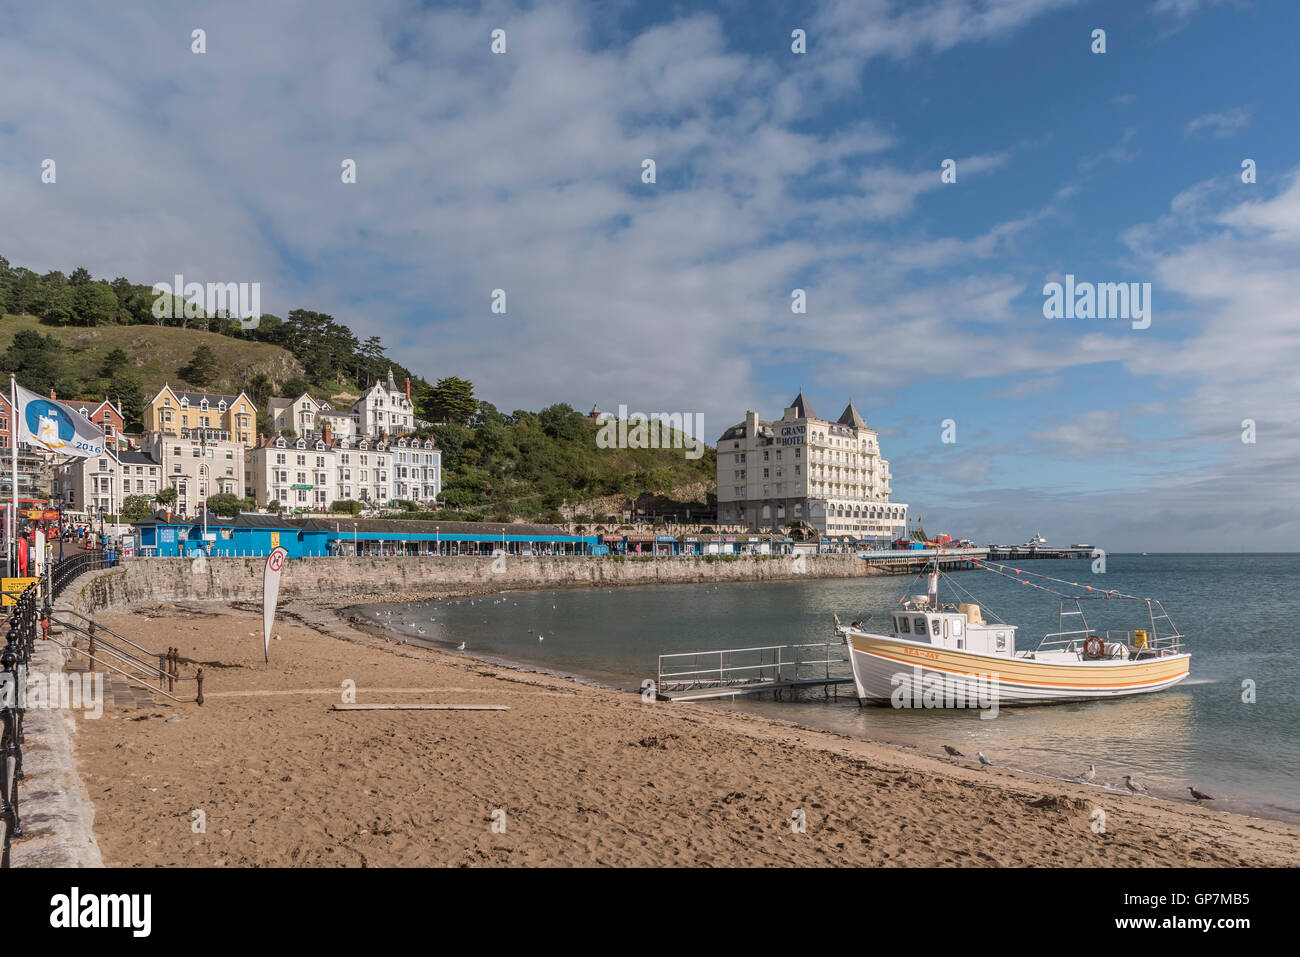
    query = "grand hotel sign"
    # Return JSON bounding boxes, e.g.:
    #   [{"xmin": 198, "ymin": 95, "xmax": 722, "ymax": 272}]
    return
[{"xmin": 778, "ymin": 425, "xmax": 806, "ymax": 447}]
